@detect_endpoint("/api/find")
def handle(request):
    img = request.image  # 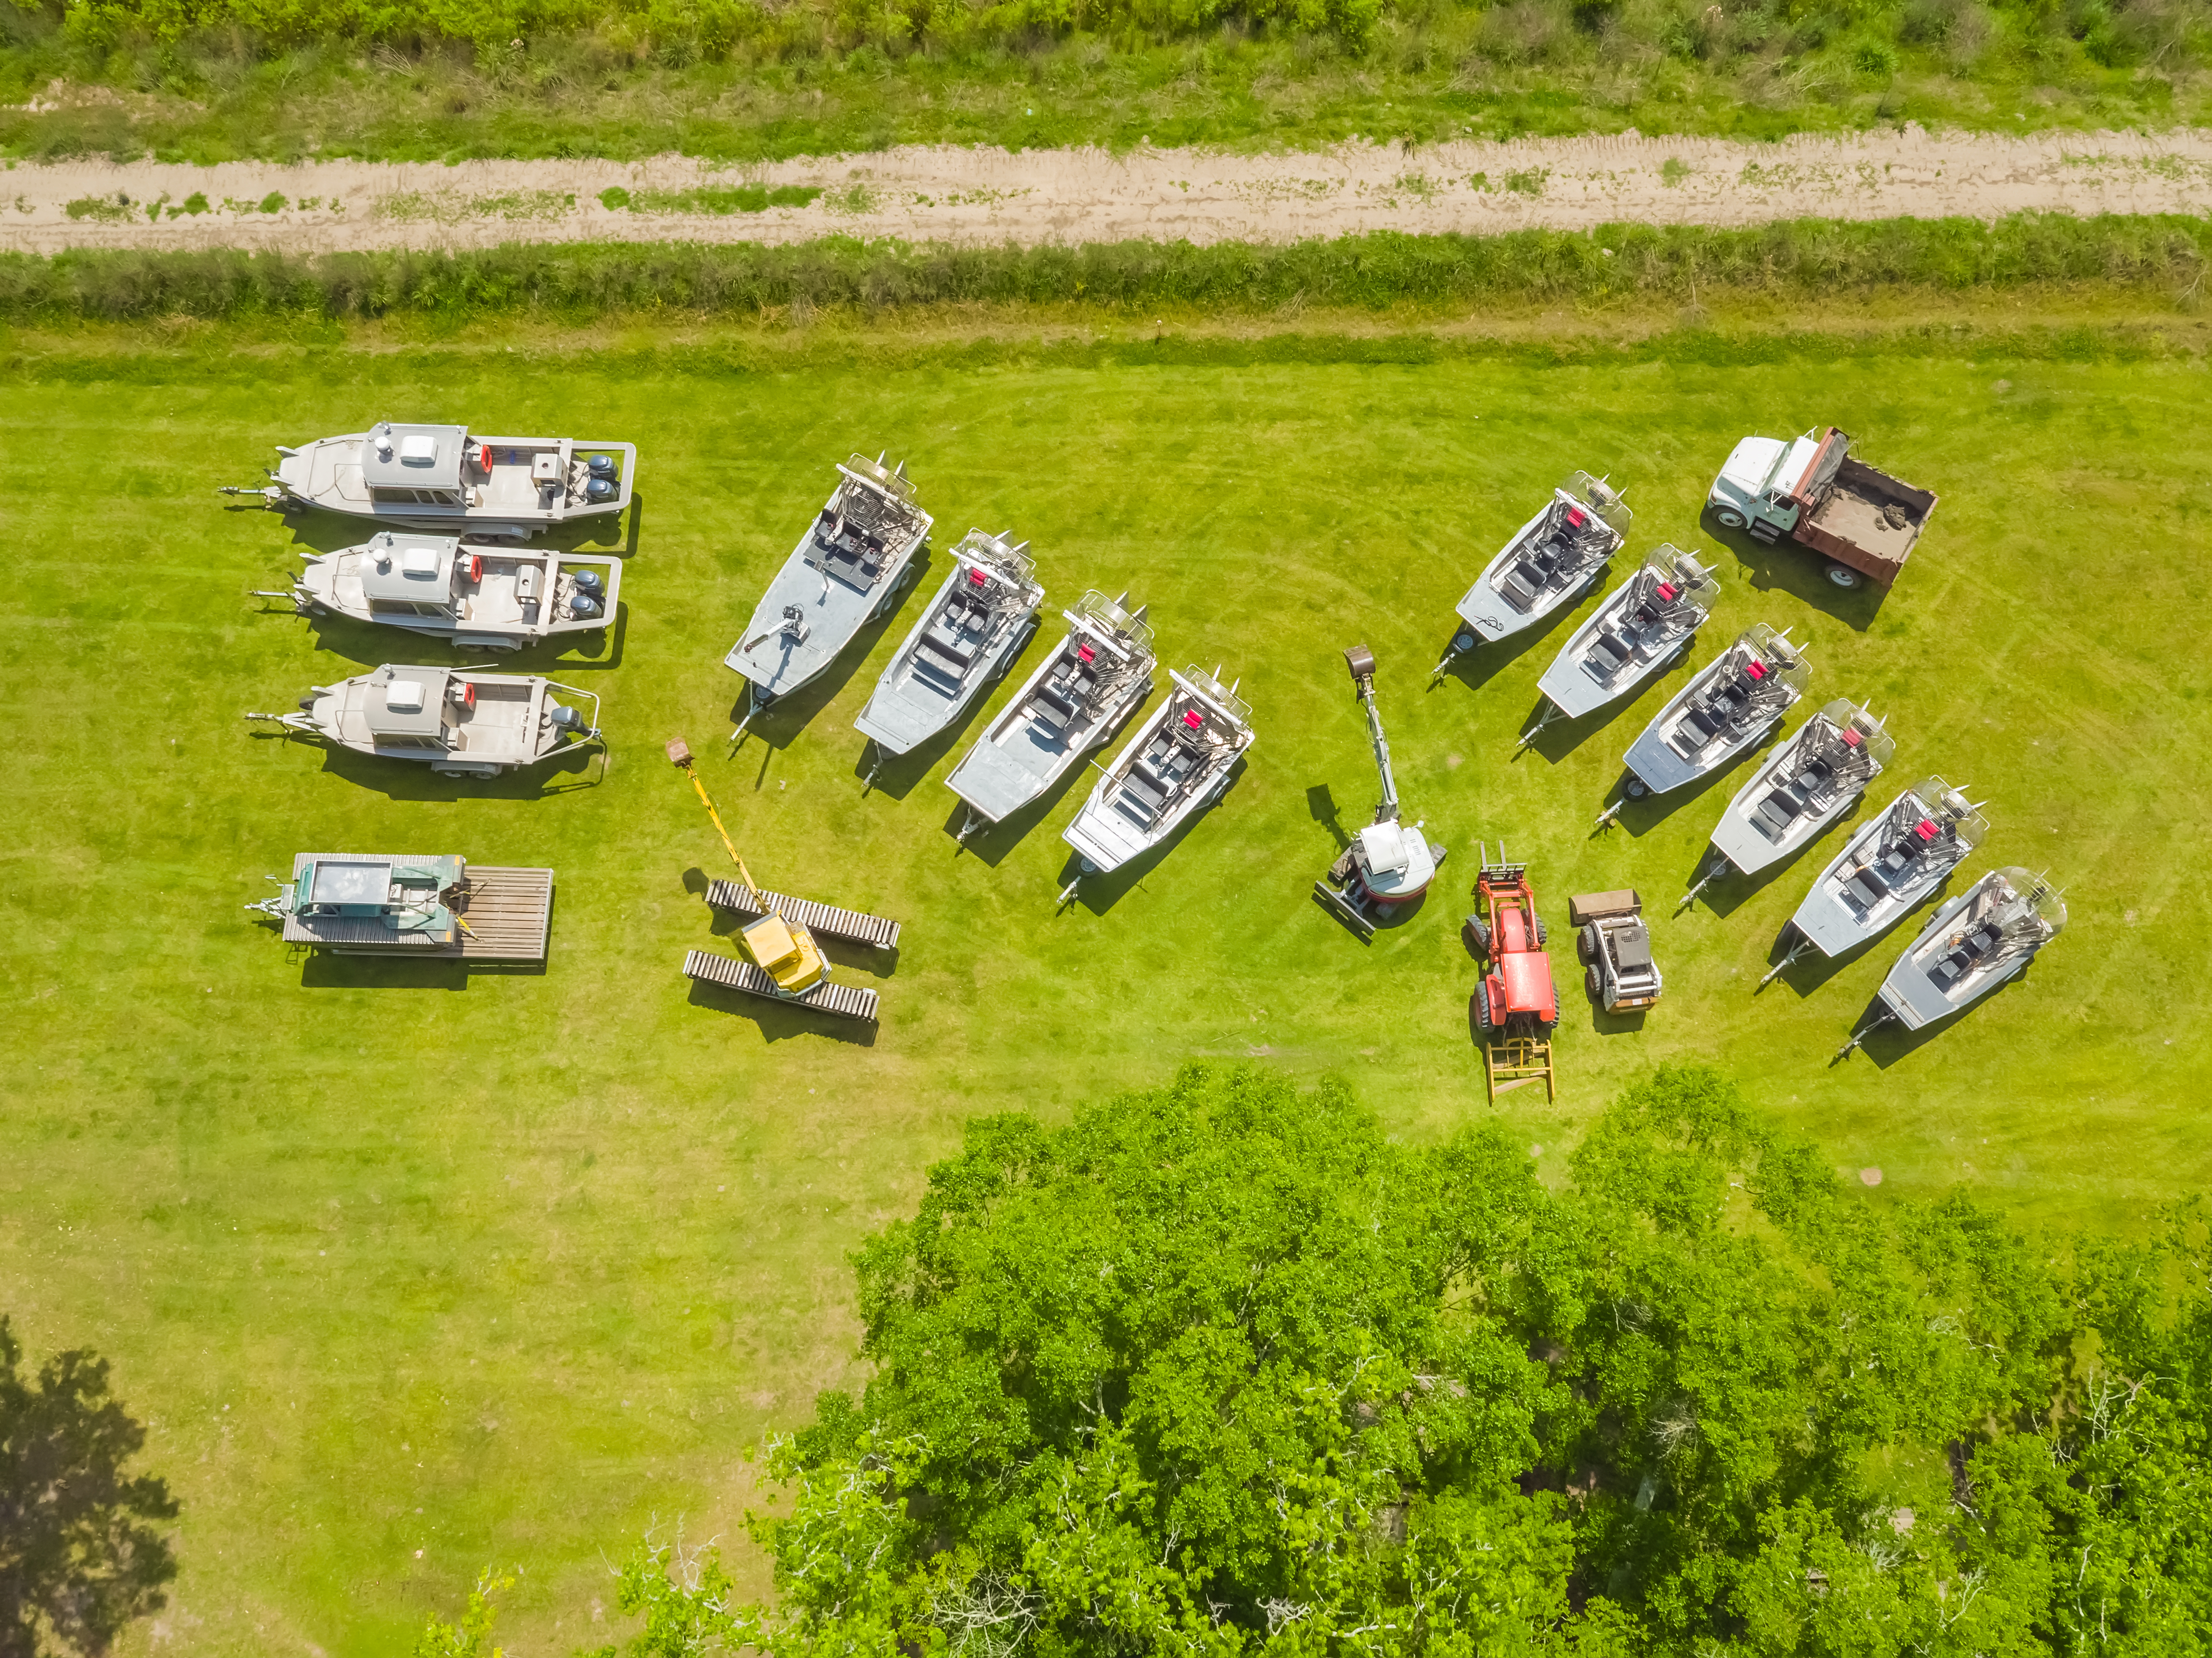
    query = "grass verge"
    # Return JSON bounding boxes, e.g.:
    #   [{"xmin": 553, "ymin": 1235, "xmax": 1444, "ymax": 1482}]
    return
[{"xmin": 2, "ymin": 214, "xmax": 2208, "ymax": 326}]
